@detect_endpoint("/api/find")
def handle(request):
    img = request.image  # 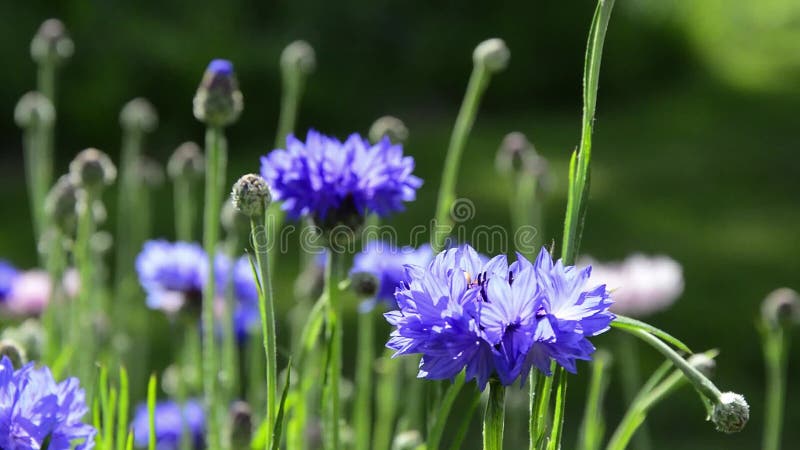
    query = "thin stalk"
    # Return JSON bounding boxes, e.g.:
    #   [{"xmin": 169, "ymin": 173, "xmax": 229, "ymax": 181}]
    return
[
  {"xmin": 174, "ymin": 177, "xmax": 197, "ymax": 241},
  {"xmin": 547, "ymin": 368, "xmax": 568, "ymax": 450},
  {"xmin": 22, "ymin": 122, "xmax": 49, "ymax": 244},
  {"xmin": 37, "ymin": 63, "xmax": 56, "ymax": 103},
  {"xmin": 251, "ymin": 213, "xmax": 278, "ymax": 450},
  {"xmin": 432, "ymin": 63, "xmax": 491, "ymax": 252},
  {"xmin": 510, "ymin": 168, "xmax": 542, "ymax": 261},
  {"xmin": 201, "ymin": 126, "xmax": 227, "ymax": 449},
  {"xmin": 354, "ymin": 309, "xmax": 375, "ymax": 450},
  {"xmin": 323, "ymin": 250, "xmax": 343, "ymax": 450},
  {"xmin": 483, "ymin": 379, "xmax": 506, "ymax": 450},
  {"xmin": 178, "ymin": 326, "xmax": 198, "ymax": 450},
  {"xmin": 427, "ymin": 371, "xmax": 466, "ymax": 450},
  {"xmin": 42, "ymin": 229, "xmax": 66, "ymax": 363},
  {"xmin": 220, "ymin": 236, "xmax": 242, "ymax": 410},
  {"xmin": 372, "ymin": 350, "xmax": 401, "ymax": 450},
  {"xmin": 147, "ymin": 374, "xmax": 157, "ymax": 450},
  {"xmin": 621, "ymin": 327, "xmax": 721, "ymax": 402},
  {"xmin": 531, "ymin": 363, "xmax": 556, "ymax": 449},
  {"xmin": 528, "ymin": 368, "xmax": 539, "ymax": 450},
  {"xmin": 761, "ymin": 324, "xmax": 788, "ymax": 450},
  {"xmin": 578, "ymin": 351, "xmax": 611, "ymax": 450},
  {"xmin": 614, "ymin": 333, "xmax": 652, "ymax": 450},
  {"xmin": 74, "ymin": 188, "xmax": 97, "ymax": 388}
]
